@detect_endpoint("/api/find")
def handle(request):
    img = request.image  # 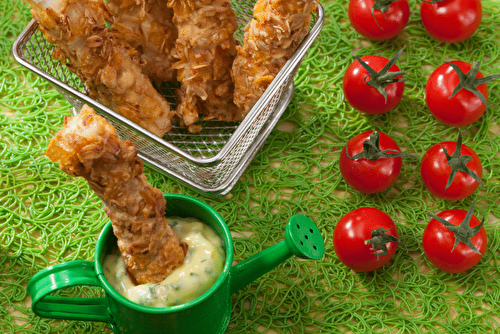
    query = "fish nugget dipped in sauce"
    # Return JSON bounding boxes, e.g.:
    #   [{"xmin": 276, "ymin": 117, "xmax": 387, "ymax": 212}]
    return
[
  {"xmin": 232, "ymin": 0, "xmax": 316, "ymax": 115},
  {"xmin": 107, "ymin": 0, "xmax": 178, "ymax": 84},
  {"xmin": 25, "ymin": 0, "xmax": 174, "ymax": 137},
  {"xmin": 168, "ymin": 0, "xmax": 242, "ymax": 133},
  {"xmin": 46, "ymin": 105, "xmax": 187, "ymax": 284}
]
